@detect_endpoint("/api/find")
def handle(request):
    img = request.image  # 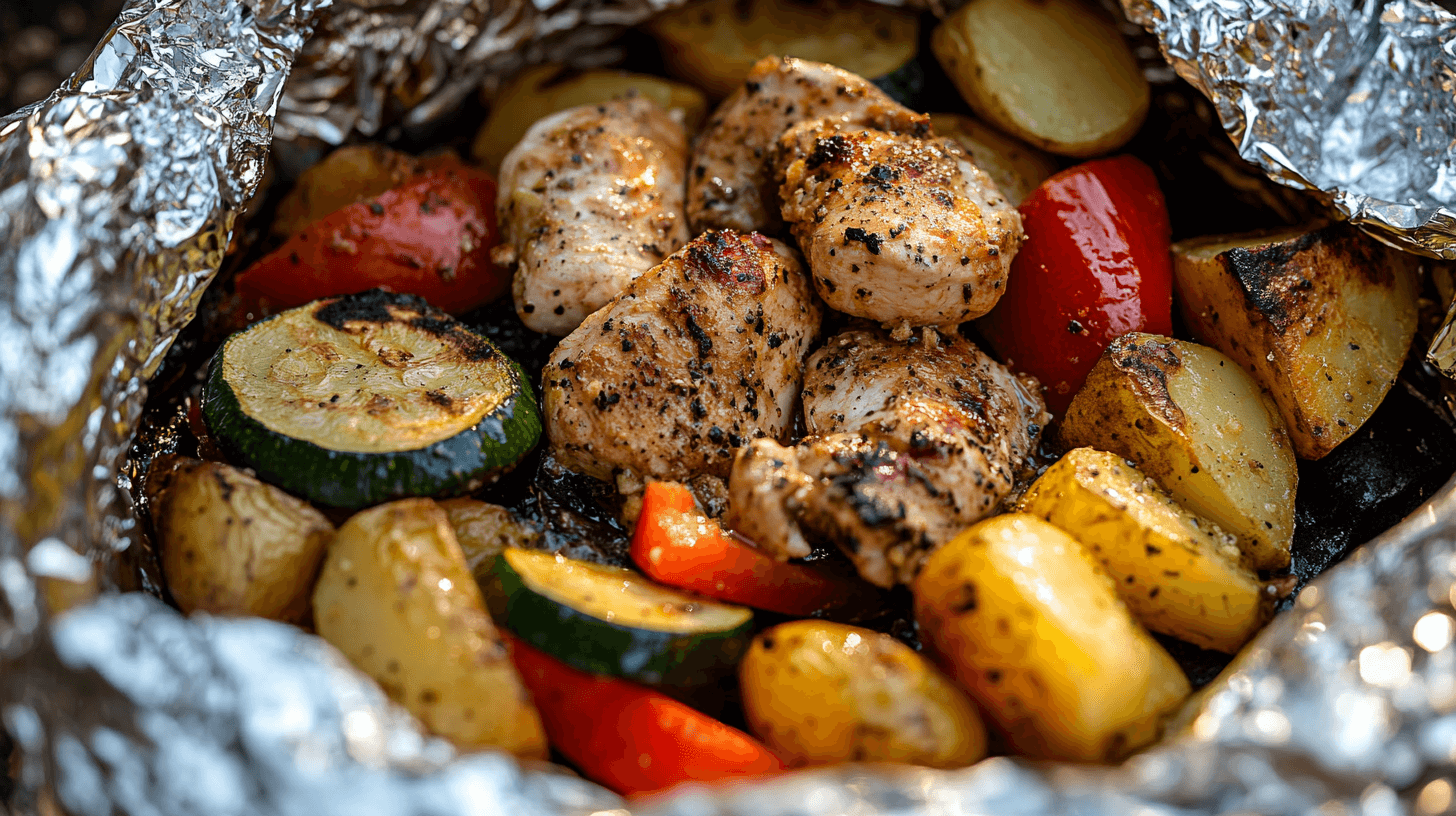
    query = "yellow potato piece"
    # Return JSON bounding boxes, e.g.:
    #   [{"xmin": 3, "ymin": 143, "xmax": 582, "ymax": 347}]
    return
[
  {"xmin": 1020, "ymin": 448, "xmax": 1271, "ymax": 653},
  {"xmin": 913, "ymin": 513, "xmax": 1189, "ymax": 762},
  {"xmin": 313, "ymin": 499, "xmax": 547, "ymax": 758},
  {"xmin": 472, "ymin": 65, "xmax": 708, "ymax": 171},
  {"xmin": 270, "ymin": 145, "xmax": 455, "ymax": 238},
  {"xmin": 1060, "ymin": 333, "xmax": 1297, "ymax": 570},
  {"xmin": 739, "ymin": 620, "xmax": 986, "ymax": 768},
  {"xmin": 153, "ymin": 457, "xmax": 332, "ymax": 623},
  {"xmin": 929, "ymin": 113, "xmax": 1058, "ymax": 206},
  {"xmin": 437, "ymin": 498, "xmax": 540, "ymax": 622},
  {"xmin": 1172, "ymin": 223, "xmax": 1420, "ymax": 459},
  {"xmin": 931, "ymin": 0, "xmax": 1147, "ymax": 157},
  {"xmin": 647, "ymin": 0, "xmax": 919, "ymax": 99}
]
